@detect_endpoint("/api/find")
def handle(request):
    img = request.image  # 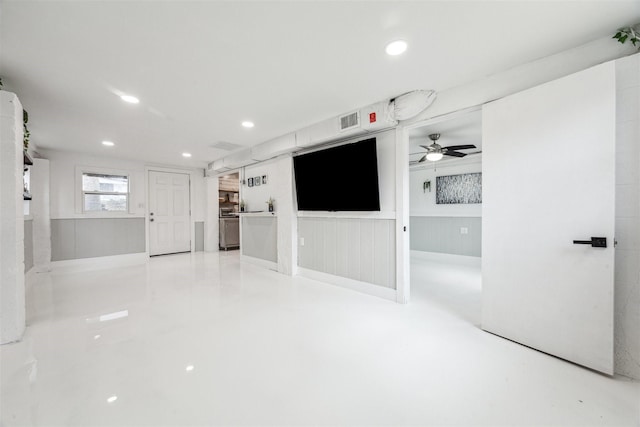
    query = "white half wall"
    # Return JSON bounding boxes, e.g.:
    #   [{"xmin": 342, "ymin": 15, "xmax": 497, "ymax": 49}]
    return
[
  {"xmin": 240, "ymin": 155, "xmax": 296, "ymax": 274},
  {"xmin": 31, "ymin": 158, "xmax": 51, "ymax": 271}
]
